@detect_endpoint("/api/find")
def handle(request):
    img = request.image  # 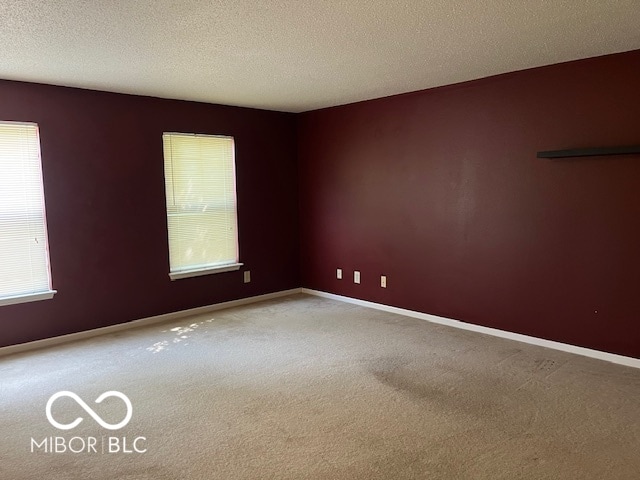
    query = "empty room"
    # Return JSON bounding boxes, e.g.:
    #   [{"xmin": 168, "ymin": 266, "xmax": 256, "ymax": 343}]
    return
[{"xmin": 1, "ymin": 1, "xmax": 639, "ymax": 479}]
